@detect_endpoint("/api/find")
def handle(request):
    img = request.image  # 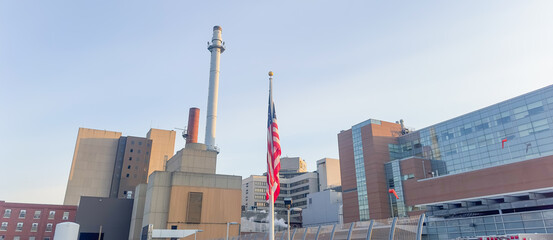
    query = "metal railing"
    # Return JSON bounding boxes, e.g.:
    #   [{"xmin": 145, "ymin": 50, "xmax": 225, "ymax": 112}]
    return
[{"xmin": 234, "ymin": 214, "xmax": 425, "ymax": 240}]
